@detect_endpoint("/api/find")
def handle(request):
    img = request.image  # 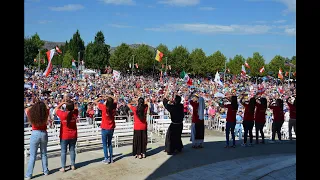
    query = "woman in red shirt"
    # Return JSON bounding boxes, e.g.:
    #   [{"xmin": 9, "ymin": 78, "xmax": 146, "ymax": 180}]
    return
[
  {"xmin": 86, "ymin": 104, "xmax": 94, "ymax": 125},
  {"xmin": 240, "ymin": 97, "xmax": 256, "ymax": 146},
  {"xmin": 128, "ymin": 97, "xmax": 148, "ymax": 159},
  {"xmin": 224, "ymin": 96, "xmax": 238, "ymax": 148},
  {"xmin": 94, "ymin": 95, "xmax": 117, "ymax": 164},
  {"xmin": 254, "ymin": 97, "xmax": 267, "ymax": 144},
  {"xmin": 25, "ymin": 101, "xmax": 50, "ymax": 180},
  {"xmin": 55, "ymin": 100, "xmax": 78, "ymax": 172},
  {"xmin": 269, "ymin": 99, "xmax": 285, "ymax": 143},
  {"xmin": 286, "ymin": 96, "xmax": 296, "ymax": 140}
]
